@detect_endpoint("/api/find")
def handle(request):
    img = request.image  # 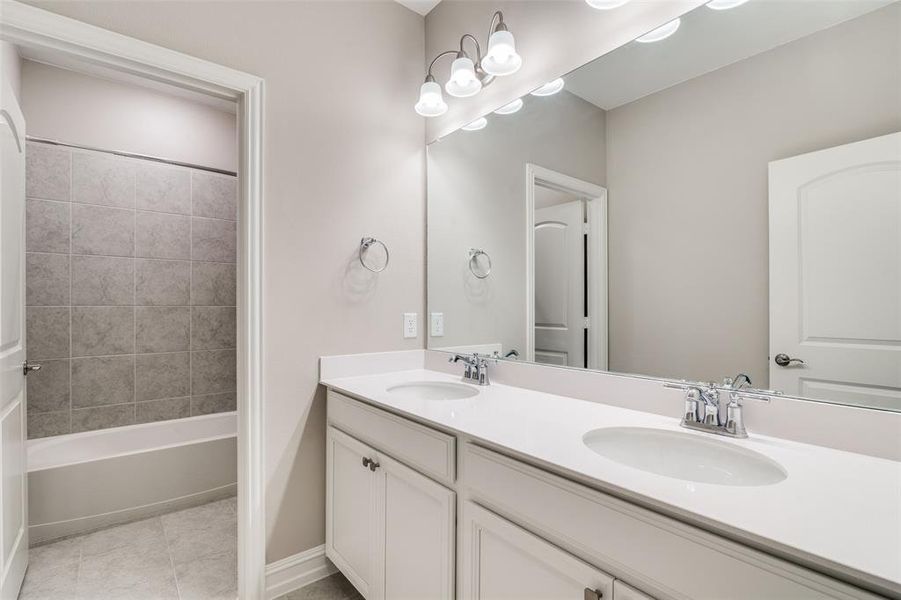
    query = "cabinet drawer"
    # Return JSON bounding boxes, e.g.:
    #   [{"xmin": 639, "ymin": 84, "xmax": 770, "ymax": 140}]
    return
[
  {"xmin": 327, "ymin": 390, "xmax": 455, "ymax": 485},
  {"xmin": 614, "ymin": 581, "xmax": 655, "ymax": 600},
  {"xmin": 463, "ymin": 444, "xmax": 878, "ymax": 600}
]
